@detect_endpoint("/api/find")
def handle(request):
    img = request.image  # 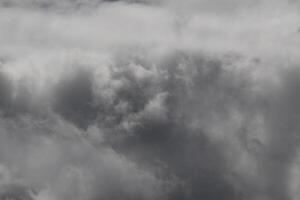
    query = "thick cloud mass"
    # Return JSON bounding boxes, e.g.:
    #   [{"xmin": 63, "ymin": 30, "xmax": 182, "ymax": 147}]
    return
[{"xmin": 0, "ymin": 0, "xmax": 300, "ymax": 200}]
